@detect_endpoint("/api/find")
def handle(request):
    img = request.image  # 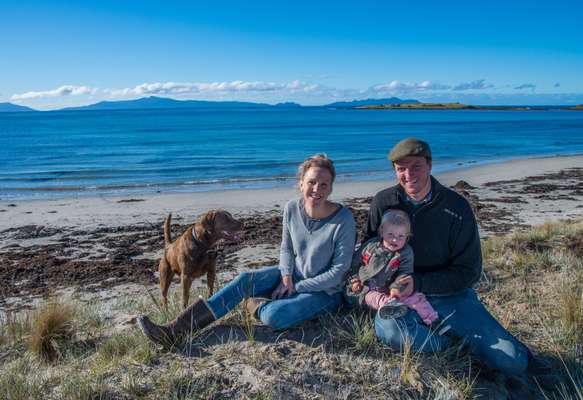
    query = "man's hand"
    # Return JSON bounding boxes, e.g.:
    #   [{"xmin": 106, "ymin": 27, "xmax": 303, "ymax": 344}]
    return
[
  {"xmin": 350, "ymin": 277, "xmax": 363, "ymax": 294},
  {"xmin": 395, "ymin": 275, "xmax": 414, "ymax": 299},
  {"xmin": 388, "ymin": 287, "xmax": 401, "ymax": 300},
  {"xmin": 272, "ymin": 274, "xmax": 295, "ymax": 299}
]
